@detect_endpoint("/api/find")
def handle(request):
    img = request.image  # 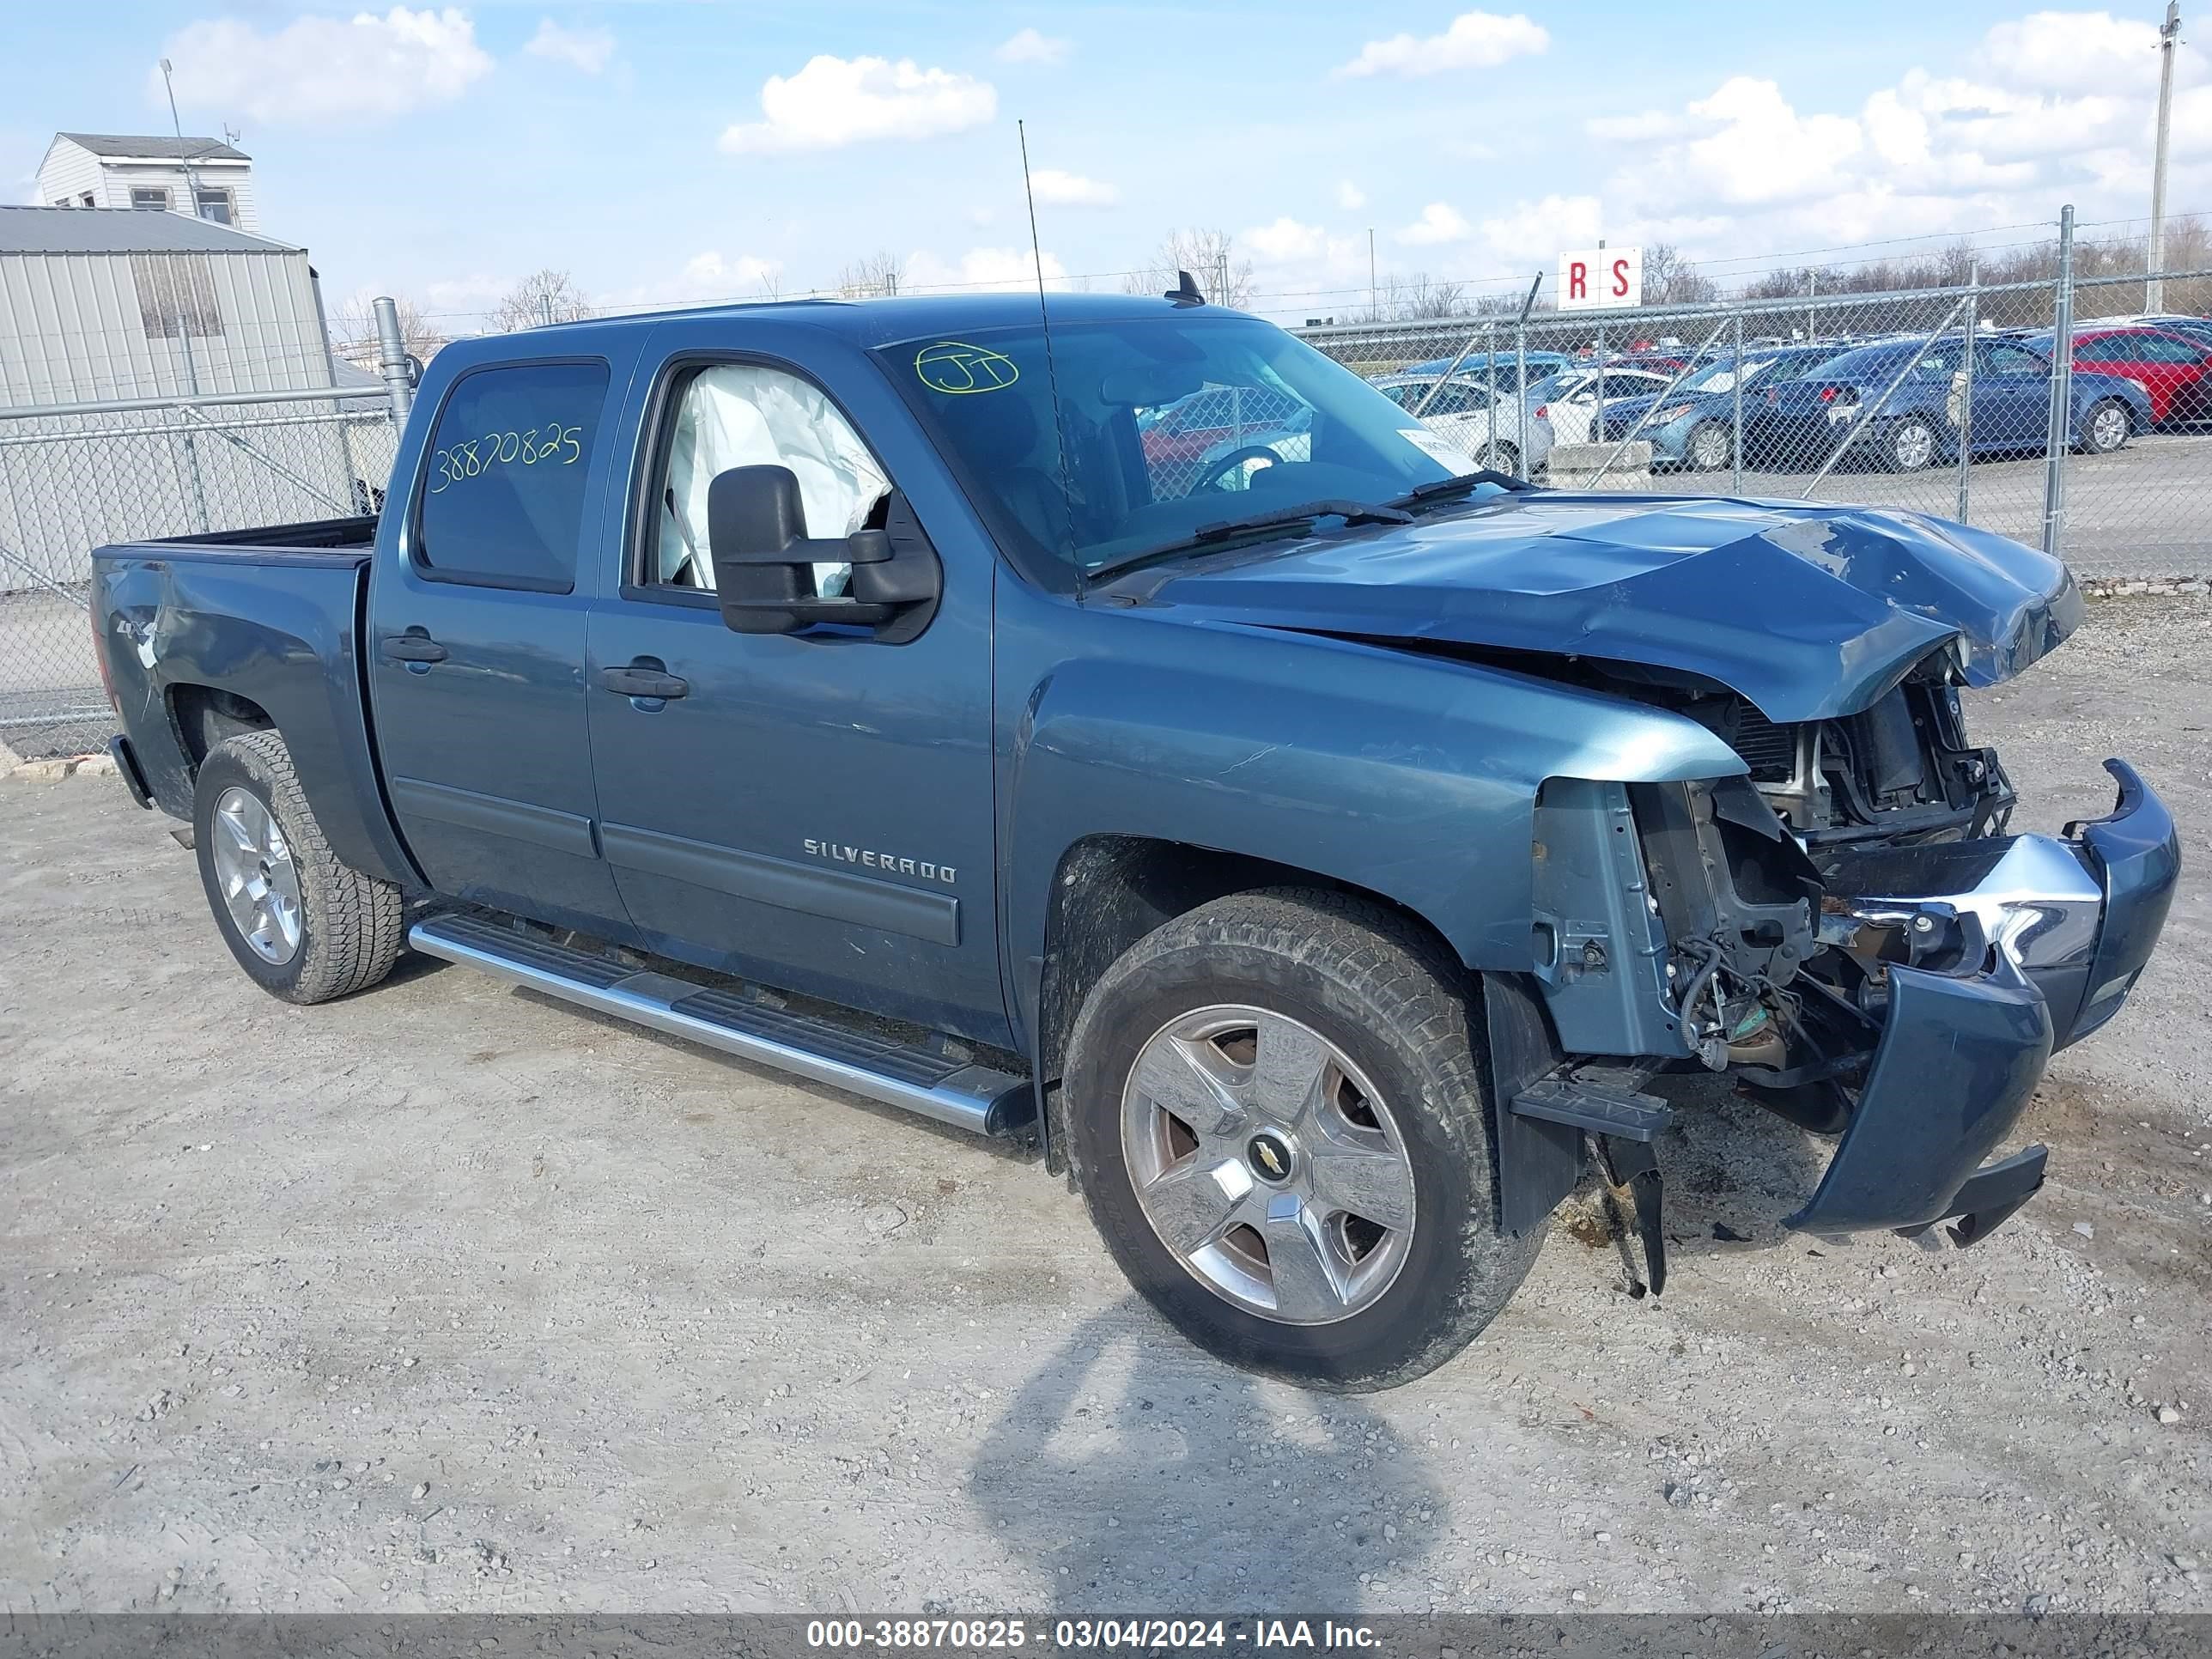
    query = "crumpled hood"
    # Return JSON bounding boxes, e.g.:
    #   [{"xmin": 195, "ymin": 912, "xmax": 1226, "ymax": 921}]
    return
[{"xmin": 1140, "ymin": 493, "xmax": 2081, "ymax": 721}]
